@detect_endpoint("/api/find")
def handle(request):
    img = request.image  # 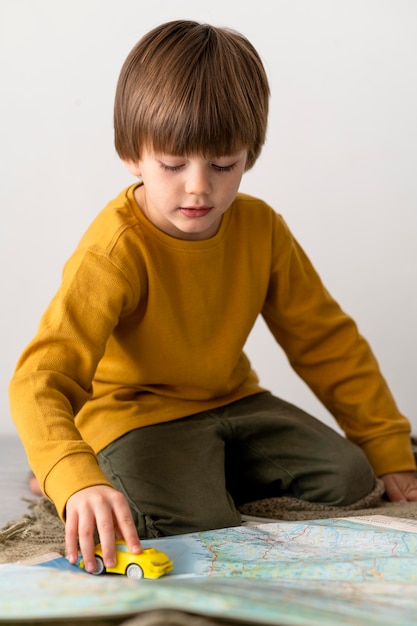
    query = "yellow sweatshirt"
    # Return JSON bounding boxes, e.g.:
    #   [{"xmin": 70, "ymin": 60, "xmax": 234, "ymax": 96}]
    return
[{"xmin": 9, "ymin": 184, "xmax": 415, "ymax": 518}]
